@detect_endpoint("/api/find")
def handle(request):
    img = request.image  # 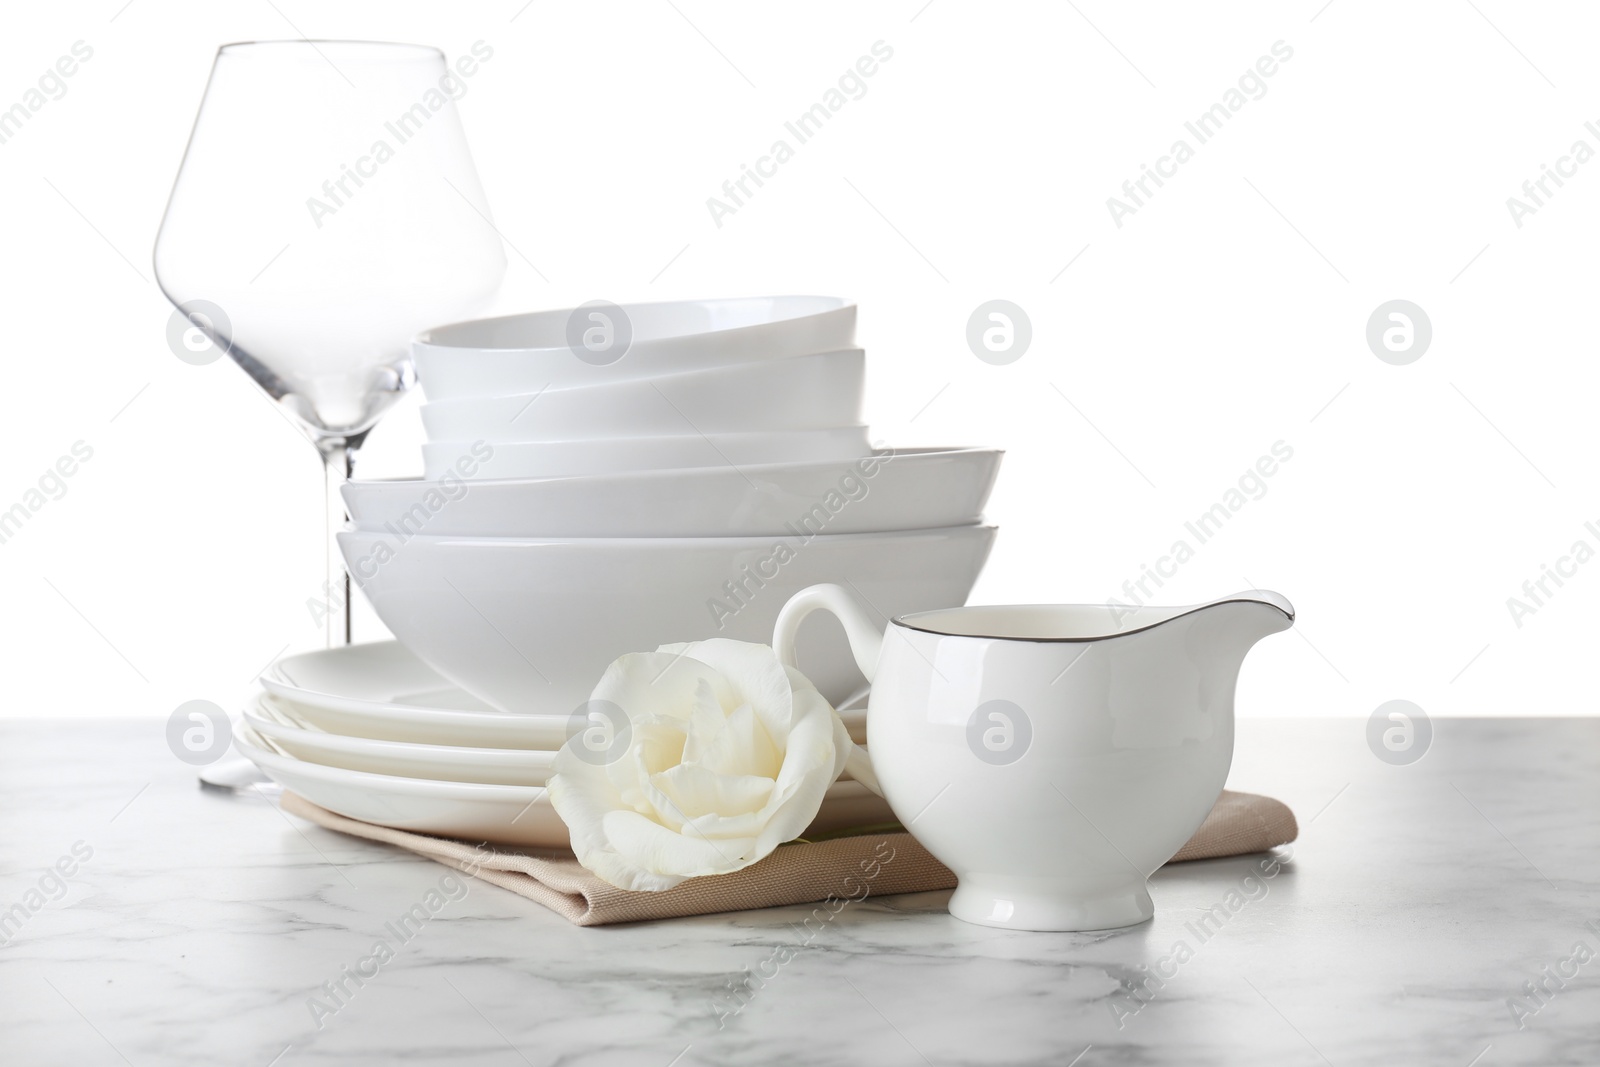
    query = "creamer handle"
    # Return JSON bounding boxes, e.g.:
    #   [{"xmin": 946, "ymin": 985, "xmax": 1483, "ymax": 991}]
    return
[
  {"xmin": 774, "ymin": 584, "xmax": 886, "ymax": 797},
  {"xmin": 773, "ymin": 583, "xmax": 884, "ymax": 683}
]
